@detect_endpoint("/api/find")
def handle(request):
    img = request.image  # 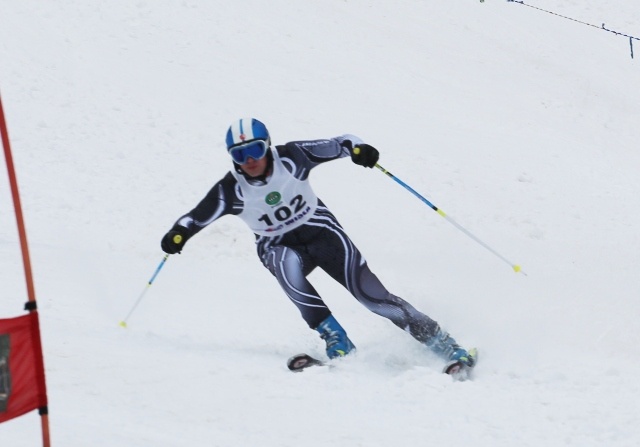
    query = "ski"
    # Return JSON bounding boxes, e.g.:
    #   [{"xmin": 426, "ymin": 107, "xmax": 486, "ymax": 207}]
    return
[
  {"xmin": 288, "ymin": 348, "xmax": 479, "ymax": 379},
  {"xmin": 287, "ymin": 353, "xmax": 325, "ymax": 372},
  {"xmin": 443, "ymin": 347, "xmax": 478, "ymax": 381}
]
